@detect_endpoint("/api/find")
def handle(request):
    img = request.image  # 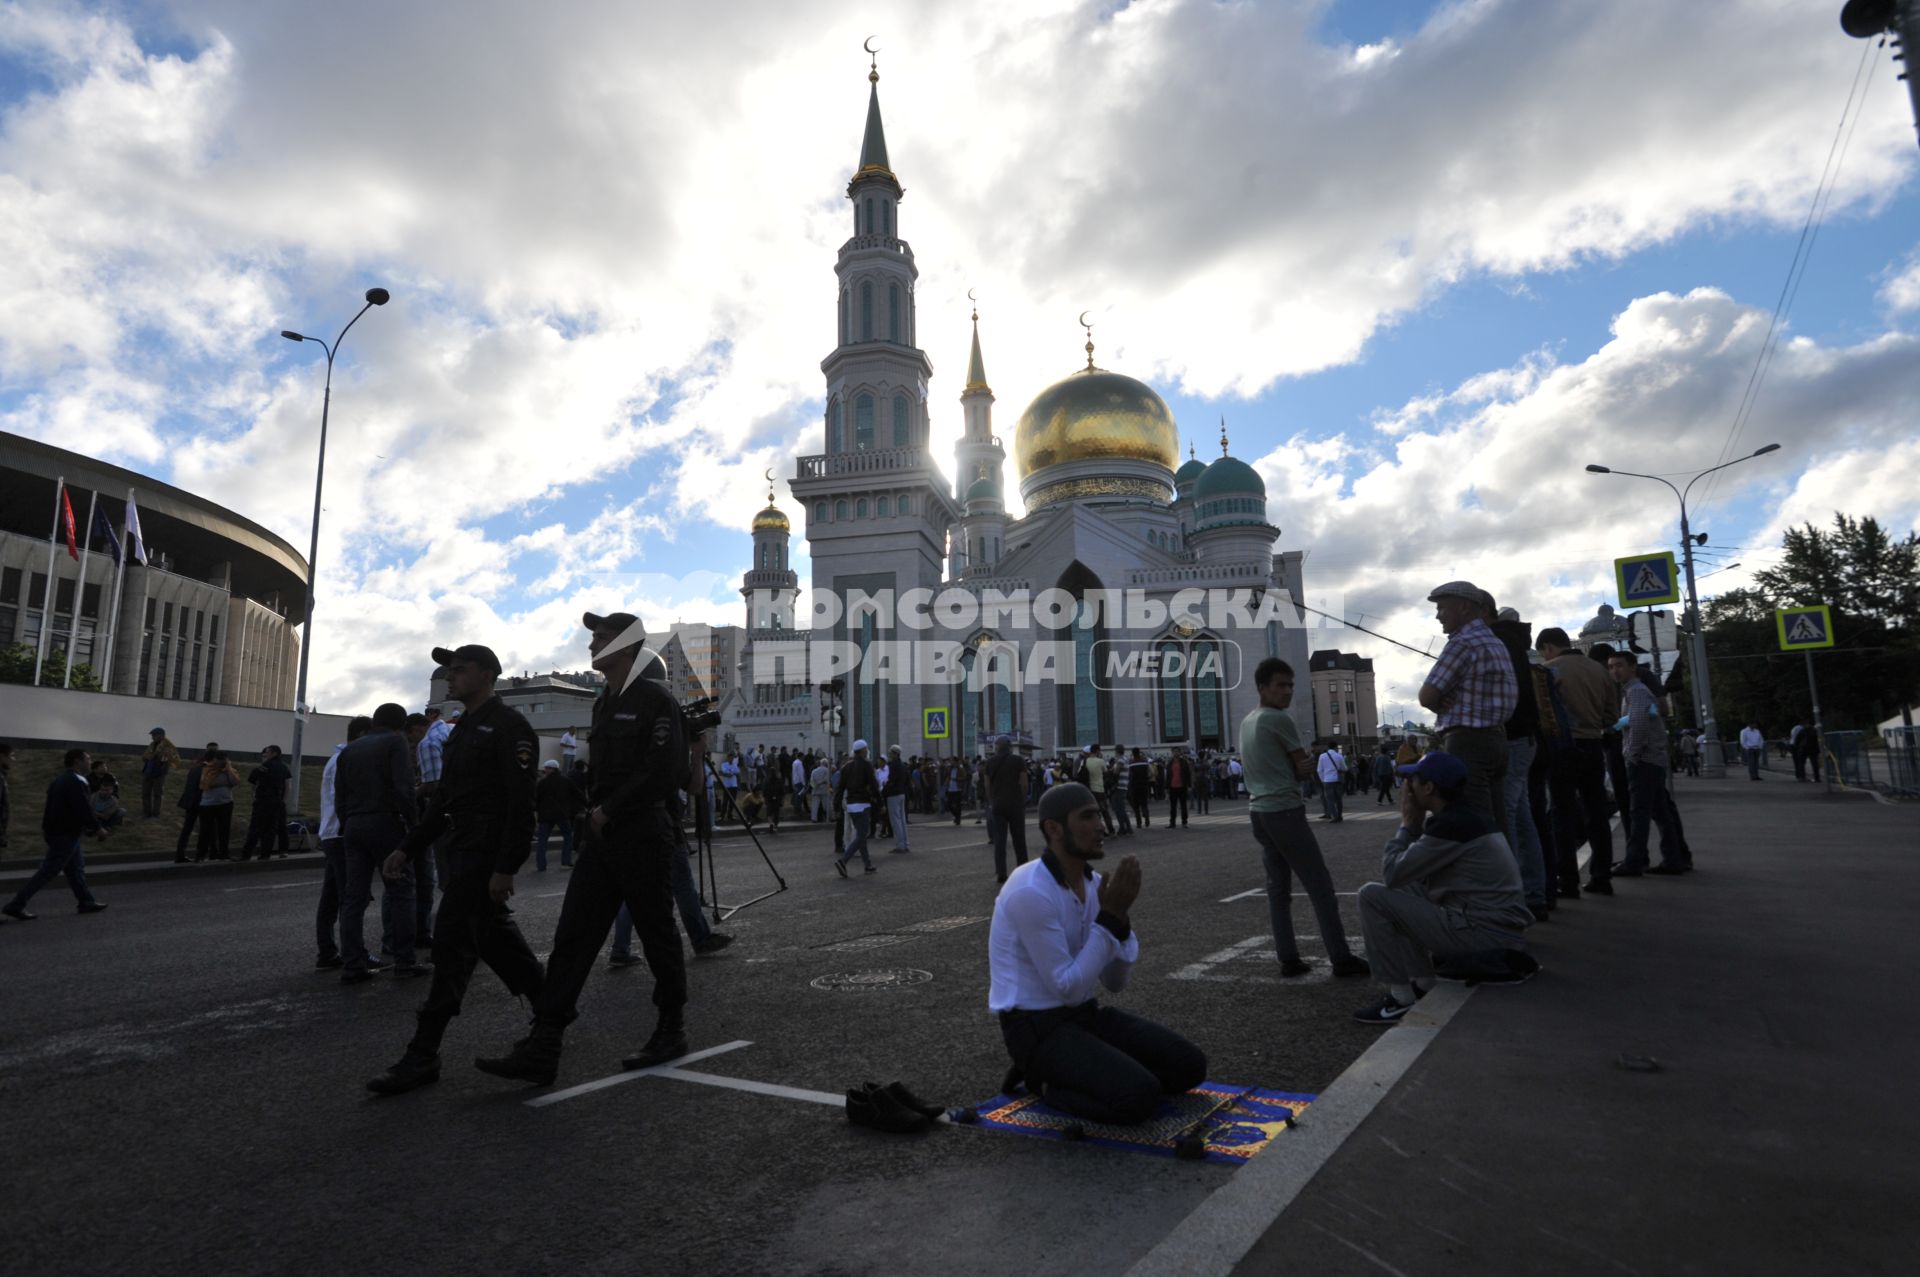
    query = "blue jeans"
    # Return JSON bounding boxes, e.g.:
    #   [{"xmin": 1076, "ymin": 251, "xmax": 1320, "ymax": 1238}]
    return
[
  {"xmin": 887, "ymin": 794, "xmax": 909, "ymax": 848},
  {"xmin": 1112, "ymin": 788, "xmax": 1132, "ymax": 833},
  {"xmin": 317, "ymin": 837, "xmax": 344, "ymax": 960},
  {"xmin": 1318, "ymin": 782, "xmax": 1343, "ymax": 820},
  {"xmin": 613, "ymin": 839, "xmax": 711, "ymax": 952},
  {"xmin": 8, "ymin": 835, "xmax": 97, "ymax": 910},
  {"xmin": 1744, "ymin": 748, "xmax": 1762, "ymax": 780},
  {"xmin": 1622, "ymin": 761, "xmax": 1682, "ymax": 870},
  {"xmin": 535, "ymin": 819, "xmax": 574, "ymax": 871},
  {"xmin": 340, "ymin": 813, "xmax": 414, "ymax": 970},
  {"xmin": 1503, "ymin": 738, "xmax": 1548, "ymax": 906},
  {"xmin": 838, "ymin": 810, "xmax": 873, "ymax": 869}
]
